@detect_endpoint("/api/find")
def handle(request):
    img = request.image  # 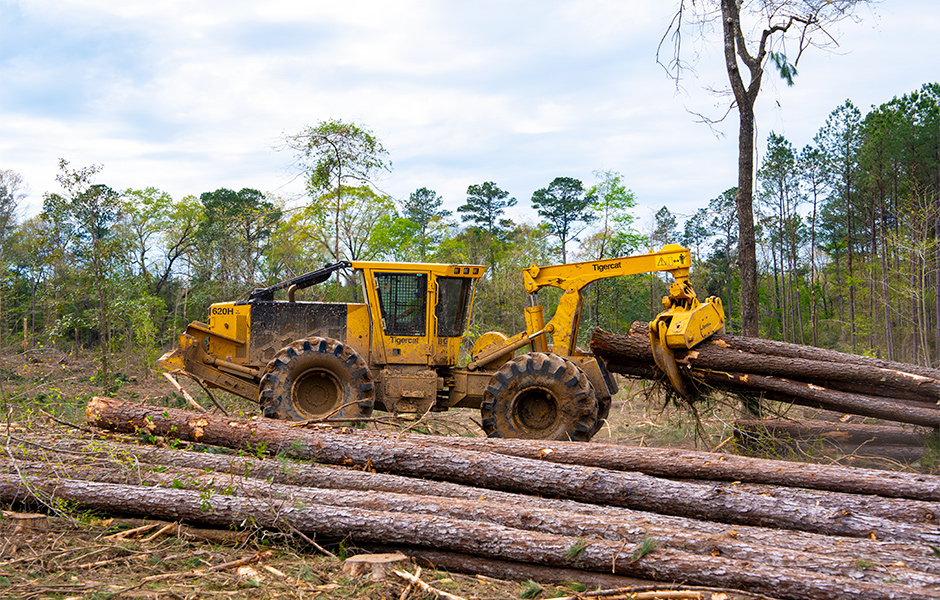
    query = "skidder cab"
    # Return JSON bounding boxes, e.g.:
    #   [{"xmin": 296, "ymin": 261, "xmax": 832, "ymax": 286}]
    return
[{"xmin": 159, "ymin": 246, "xmax": 724, "ymax": 442}]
